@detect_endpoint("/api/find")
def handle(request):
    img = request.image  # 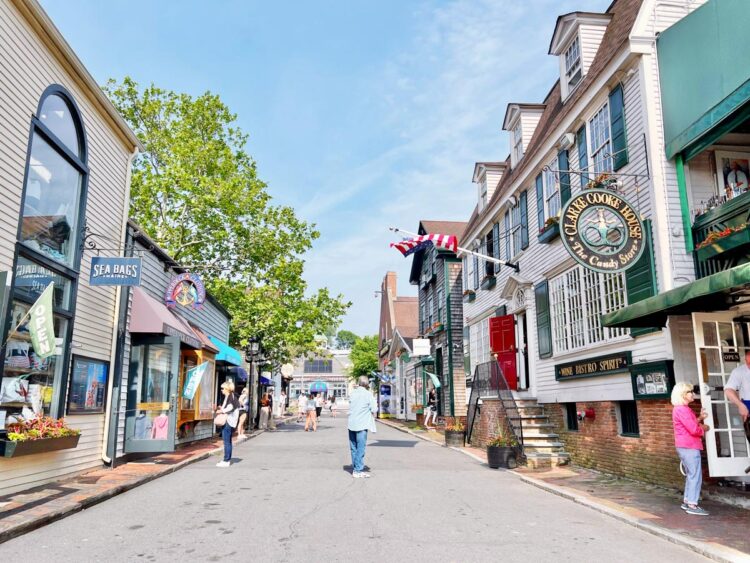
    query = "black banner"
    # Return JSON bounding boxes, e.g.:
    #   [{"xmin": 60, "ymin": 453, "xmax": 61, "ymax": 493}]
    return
[{"xmin": 555, "ymin": 352, "xmax": 632, "ymax": 380}]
